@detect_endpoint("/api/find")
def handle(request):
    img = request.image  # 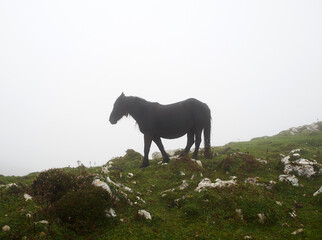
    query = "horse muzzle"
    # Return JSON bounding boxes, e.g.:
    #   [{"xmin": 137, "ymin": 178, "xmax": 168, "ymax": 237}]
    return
[{"xmin": 109, "ymin": 118, "xmax": 117, "ymax": 124}]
